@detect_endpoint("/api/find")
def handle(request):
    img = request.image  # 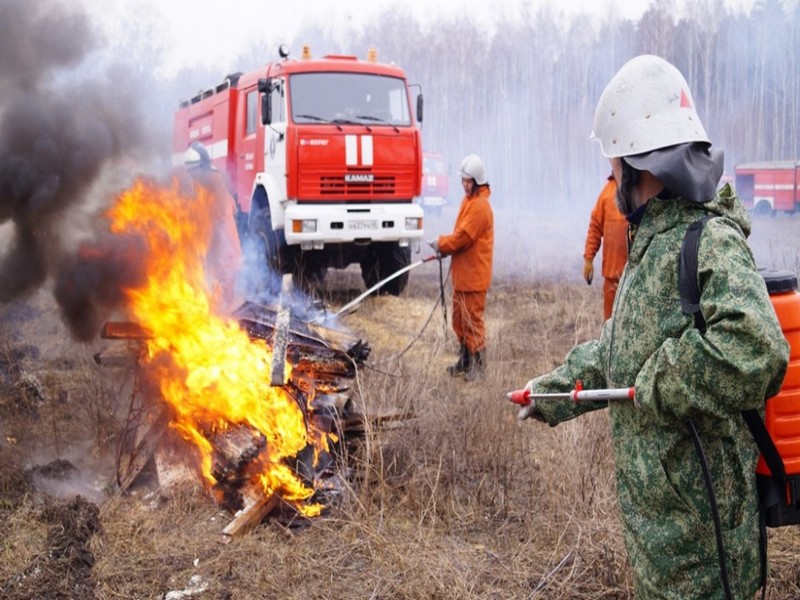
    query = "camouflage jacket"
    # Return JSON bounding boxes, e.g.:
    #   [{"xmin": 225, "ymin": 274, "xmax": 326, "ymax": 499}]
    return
[{"xmin": 533, "ymin": 184, "xmax": 789, "ymax": 599}]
